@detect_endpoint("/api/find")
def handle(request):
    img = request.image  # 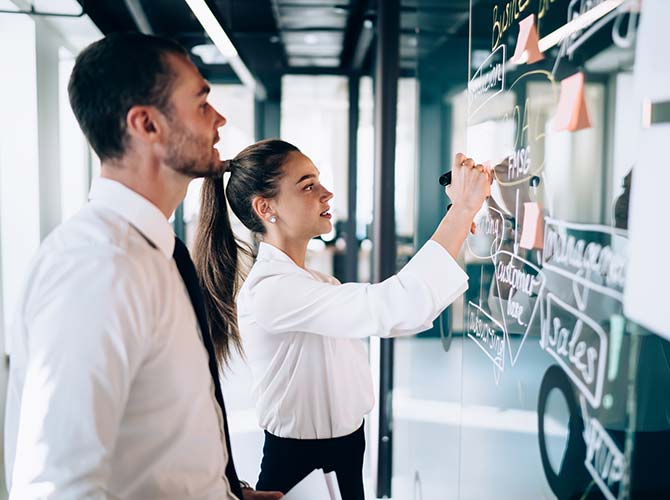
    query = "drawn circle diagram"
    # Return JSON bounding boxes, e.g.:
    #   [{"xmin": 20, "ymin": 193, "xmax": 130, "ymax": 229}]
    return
[{"xmin": 537, "ymin": 365, "xmax": 592, "ymax": 500}]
